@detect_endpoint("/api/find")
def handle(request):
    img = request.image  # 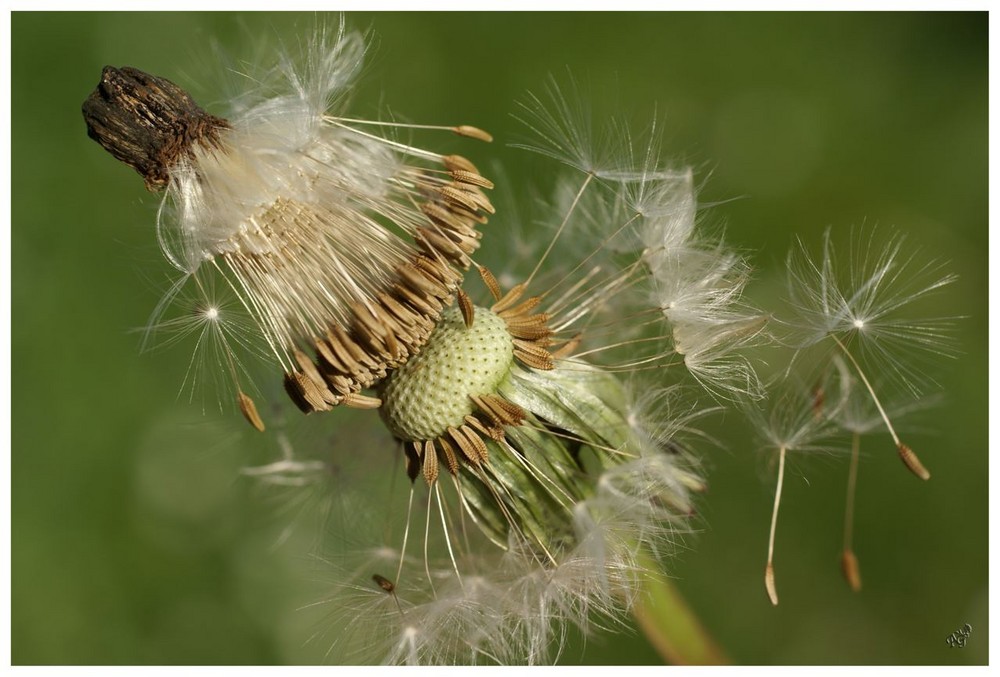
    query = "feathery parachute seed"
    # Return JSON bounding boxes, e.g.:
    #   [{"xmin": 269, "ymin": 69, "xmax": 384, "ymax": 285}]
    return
[
  {"xmin": 833, "ymin": 373, "xmax": 944, "ymax": 594},
  {"xmin": 749, "ymin": 385, "xmax": 838, "ymax": 606},
  {"xmin": 83, "ymin": 27, "xmax": 494, "ymax": 423}
]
